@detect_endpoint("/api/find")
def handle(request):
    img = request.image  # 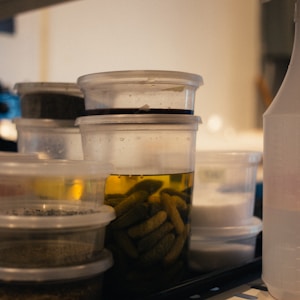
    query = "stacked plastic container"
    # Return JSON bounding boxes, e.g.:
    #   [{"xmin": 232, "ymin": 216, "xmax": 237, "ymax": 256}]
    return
[
  {"xmin": 189, "ymin": 151, "xmax": 263, "ymax": 272},
  {"xmin": 75, "ymin": 70, "xmax": 203, "ymax": 297}
]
